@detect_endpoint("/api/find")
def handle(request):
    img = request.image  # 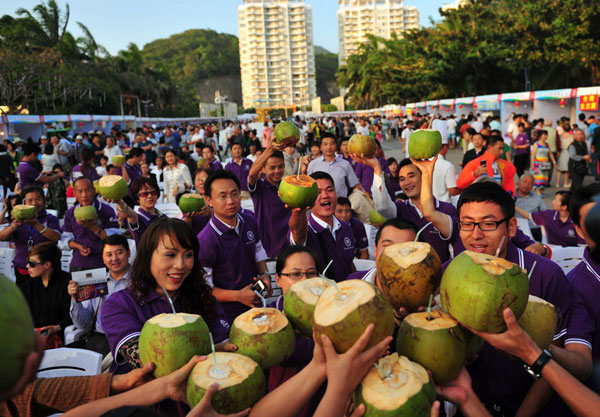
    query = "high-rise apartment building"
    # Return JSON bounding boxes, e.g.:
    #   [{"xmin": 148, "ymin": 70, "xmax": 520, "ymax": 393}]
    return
[
  {"xmin": 441, "ymin": 0, "xmax": 470, "ymax": 13},
  {"xmin": 338, "ymin": 0, "xmax": 419, "ymax": 65},
  {"xmin": 238, "ymin": 0, "xmax": 316, "ymax": 109}
]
